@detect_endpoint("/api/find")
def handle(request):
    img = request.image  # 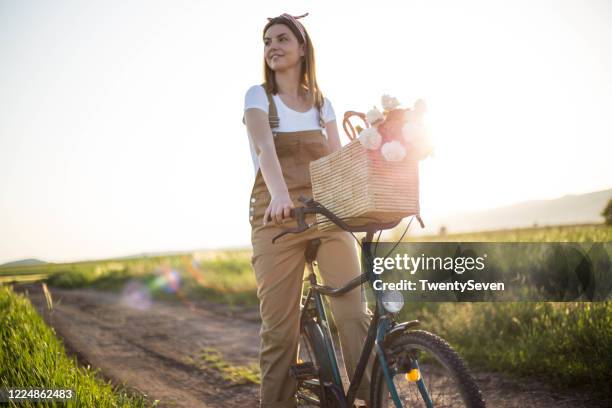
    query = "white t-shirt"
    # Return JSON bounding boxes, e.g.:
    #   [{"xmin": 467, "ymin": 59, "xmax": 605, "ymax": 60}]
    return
[{"xmin": 243, "ymin": 84, "xmax": 336, "ymax": 174}]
